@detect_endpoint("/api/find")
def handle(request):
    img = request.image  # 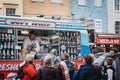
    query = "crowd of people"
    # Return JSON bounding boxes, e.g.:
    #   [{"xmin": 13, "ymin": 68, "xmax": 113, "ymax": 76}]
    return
[
  {"xmin": 16, "ymin": 30, "xmax": 120, "ymax": 80},
  {"xmin": 15, "ymin": 47, "xmax": 120, "ymax": 80},
  {"xmin": 16, "ymin": 49, "xmax": 75, "ymax": 80}
]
